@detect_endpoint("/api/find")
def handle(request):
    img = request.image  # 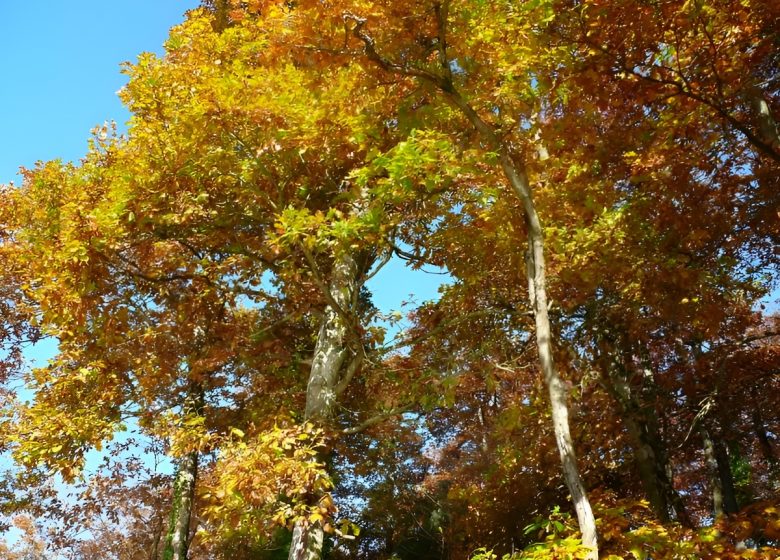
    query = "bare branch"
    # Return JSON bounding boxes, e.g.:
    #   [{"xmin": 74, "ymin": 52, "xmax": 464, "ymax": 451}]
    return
[
  {"xmin": 359, "ymin": 248, "xmax": 392, "ymax": 286},
  {"xmin": 112, "ymin": 251, "xmax": 206, "ymax": 285},
  {"xmin": 342, "ymin": 12, "xmax": 450, "ymax": 89},
  {"xmin": 342, "ymin": 406, "xmax": 412, "ymax": 435},
  {"xmin": 380, "ymin": 308, "xmax": 513, "ymax": 354}
]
